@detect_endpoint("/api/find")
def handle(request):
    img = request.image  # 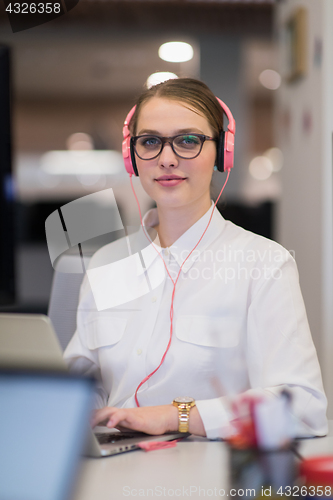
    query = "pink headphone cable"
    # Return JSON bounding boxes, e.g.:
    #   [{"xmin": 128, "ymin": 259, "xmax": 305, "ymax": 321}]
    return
[{"xmin": 129, "ymin": 170, "xmax": 230, "ymax": 406}]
